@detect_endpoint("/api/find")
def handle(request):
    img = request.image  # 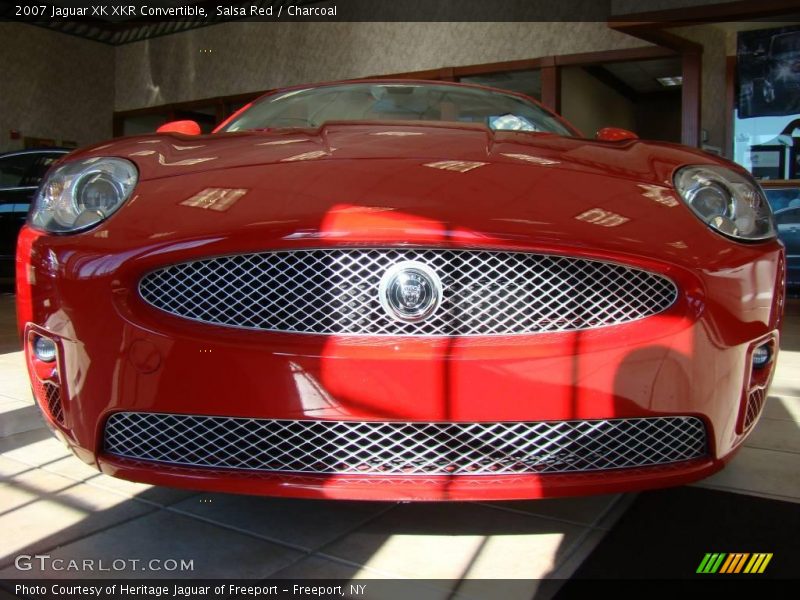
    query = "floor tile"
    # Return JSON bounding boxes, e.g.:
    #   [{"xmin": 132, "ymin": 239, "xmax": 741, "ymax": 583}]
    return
[
  {"xmin": 546, "ymin": 528, "xmax": 608, "ymax": 579},
  {"xmin": 762, "ymin": 394, "xmax": 800, "ymax": 422},
  {"xmin": 769, "ymin": 380, "xmax": 800, "ymax": 395},
  {"xmin": 0, "ymin": 350, "xmax": 24, "ymax": 367},
  {"xmin": 592, "ymin": 493, "xmax": 638, "ymax": 531},
  {"xmin": 481, "ymin": 494, "xmax": 621, "ymax": 527},
  {"xmin": 321, "ymin": 503, "xmax": 585, "ymax": 579},
  {"xmin": 170, "ymin": 493, "xmax": 392, "ymax": 551},
  {"xmin": 0, "ymin": 428, "xmax": 72, "ymax": 466},
  {"xmin": 745, "ymin": 417, "xmax": 800, "ymax": 454},
  {"xmin": 0, "ymin": 402, "xmax": 44, "ymax": 437},
  {"xmin": 0, "ymin": 455, "xmax": 34, "ymax": 478},
  {"xmin": 696, "ymin": 446, "xmax": 800, "ymax": 503},
  {"xmin": 269, "ymin": 554, "xmax": 395, "ymax": 579},
  {"xmin": 39, "ymin": 456, "xmax": 198, "ymax": 507},
  {"xmin": 0, "ymin": 362, "xmax": 32, "ymax": 402},
  {"xmin": 0, "ymin": 469, "xmax": 157, "ymax": 565},
  {"xmin": 0, "ymin": 510, "xmax": 303, "ymax": 579}
]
